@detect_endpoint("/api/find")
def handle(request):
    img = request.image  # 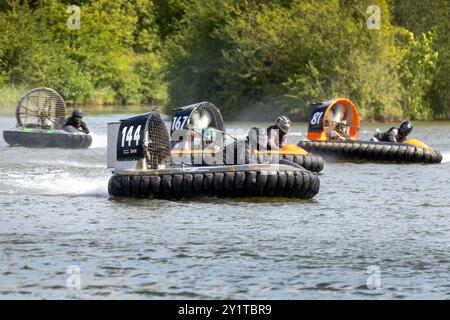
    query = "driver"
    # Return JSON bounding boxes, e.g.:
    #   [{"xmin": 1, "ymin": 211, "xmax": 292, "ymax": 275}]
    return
[
  {"xmin": 64, "ymin": 109, "xmax": 89, "ymax": 134},
  {"xmin": 329, "ymin": 121, "xmax": 350, "ymax": 140},
  {"xmin": 202, "ymin": 128, "xmax": 222, "ymax": 151},
  {"xmin": 327, "ymin": 104, "xmax": 350, "ymax": 140},
  {"xmin": 267, "ymin": 116, "xmax": 292, "ymax": 150},
  {"xmin": 372, "ymin": 120, "xmax": 413, "ymax": 143}
]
